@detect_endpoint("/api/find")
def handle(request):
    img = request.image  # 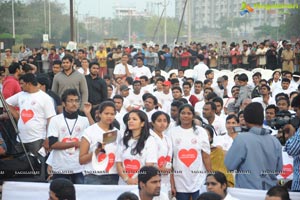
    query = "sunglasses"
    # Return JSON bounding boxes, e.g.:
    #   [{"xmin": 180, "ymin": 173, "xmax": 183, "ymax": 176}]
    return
[{"xmin": 205, "ymin": 182, "xmax": 218, "ymax": 186}]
